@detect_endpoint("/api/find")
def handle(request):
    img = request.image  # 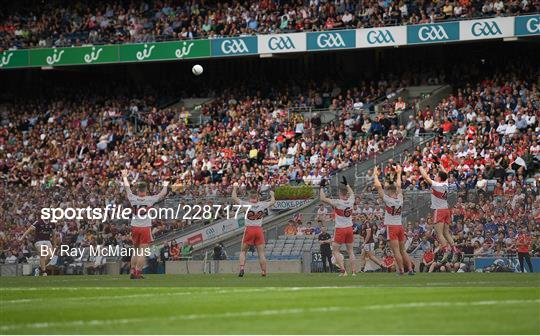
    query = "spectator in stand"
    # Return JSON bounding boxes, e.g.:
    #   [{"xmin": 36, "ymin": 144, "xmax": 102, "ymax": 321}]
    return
[
  {"xmin": 516, "ymin": 227, "xmax": 534, "ymax": 273},
  {"xmin": 419, "ymin": 246, "xmax": 435, "ymax": 272},
  {"xmin": 181, "ymin": 242, "xmax": 194, "ymax": 259},
  {"xmin": 296, "ymin": 221, "xmax": 307, "ymax": 236},
  {"xmin": 284, "ymin": 220, "xmax": 298, "ymax": 236},
  {"xmin": 316, "ymin": 203, "xmax": 329, "ymax": 223},
  {"xmin": 170, "ymin": 242, "xmax": 181, "ymax": 261},
  {"xmin": 381, "ymin": 249, "xmax": 396, "ymax": 273}
]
